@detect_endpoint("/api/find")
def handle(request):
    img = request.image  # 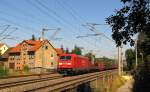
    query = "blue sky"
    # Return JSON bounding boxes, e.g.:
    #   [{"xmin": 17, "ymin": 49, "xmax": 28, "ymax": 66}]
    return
[{"xmin": 0, "ymin": 0, "xmax": 130, "ymax": 58}]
